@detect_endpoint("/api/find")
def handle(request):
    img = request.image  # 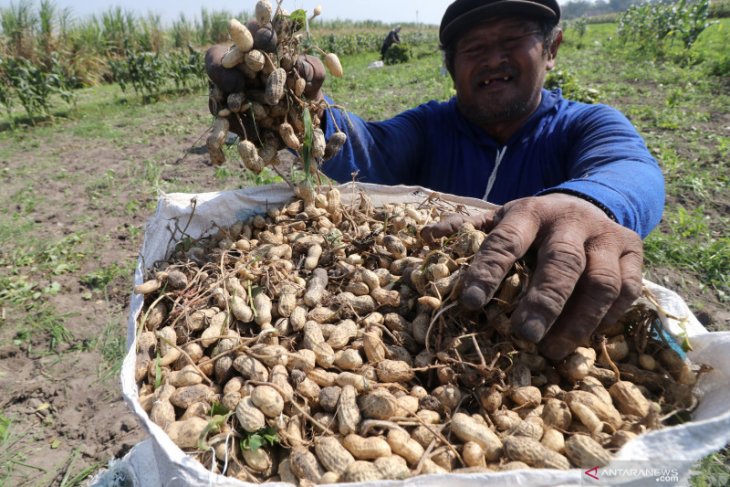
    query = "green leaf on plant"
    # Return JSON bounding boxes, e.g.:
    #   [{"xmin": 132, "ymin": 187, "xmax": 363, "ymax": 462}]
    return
[
  {"xmin": 0, "ymin": 414, "xmax": 10, "ymax": 442},
  {"xmin": 154, "ymin": 353, "xmax": 162, "ymax": 389},
  {"xmin": 197, "ymin": 413, "xmax": 231, "ymax": 450},
  {"xmin": 247, "ymin": 434, "xmax": 264, "ymax": 452},
  {"xmin": 302, "ymin": 107, "xmax": 313, "ymax": 180},
  {"xmin": 211, "ymin": 402, "xmax": 229, "ymax": 416},
  {"xmin": 43, "ymin": 282, "xmax": 61, "ymax": 295},
  {"xmin": 262, "ymin": 428, "xmax": 279, "ymax": 446},
  {"xmin": 290, "ymin": 9, "xmax": 307, "ymax": 31},
  {"xmin": 241, "ymin": 427, "xmax": 279, "ymax": 452}
]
